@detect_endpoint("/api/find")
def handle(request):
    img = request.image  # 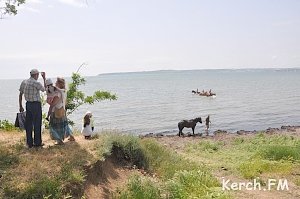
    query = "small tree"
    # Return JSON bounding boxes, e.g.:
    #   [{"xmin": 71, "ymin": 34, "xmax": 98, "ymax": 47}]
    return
[
  {"xmin": 65, "ymin": 72, "xmax": 117, "ymax": 125},
  {"xmin": 0, "ymin": 0, "xmax": 25, "ymax": 17}
]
